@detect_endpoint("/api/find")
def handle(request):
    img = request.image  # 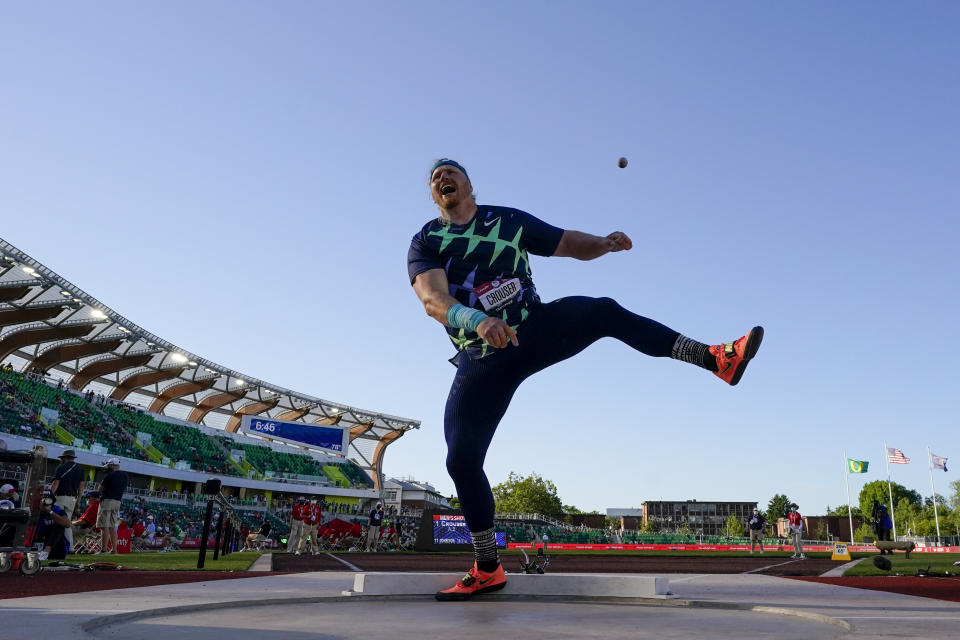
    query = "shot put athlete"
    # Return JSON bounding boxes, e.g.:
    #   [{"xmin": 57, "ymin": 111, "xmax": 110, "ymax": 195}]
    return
[{"xmin": 408, "ymin": 159, "xmax": 764, "ymax": 601}]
